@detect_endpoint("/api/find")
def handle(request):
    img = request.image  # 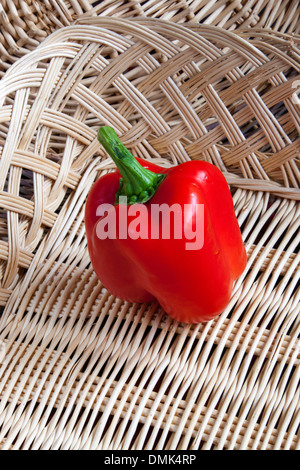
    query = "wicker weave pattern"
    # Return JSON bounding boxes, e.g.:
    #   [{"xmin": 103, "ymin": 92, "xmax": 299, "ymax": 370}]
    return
[
  {"xmin": 1, "ymin": 0, "xmax": 300, "ymax": 74},
  {"xmin": 0, "ymin": 18, "xmax": 299, "ymax": 450}
]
